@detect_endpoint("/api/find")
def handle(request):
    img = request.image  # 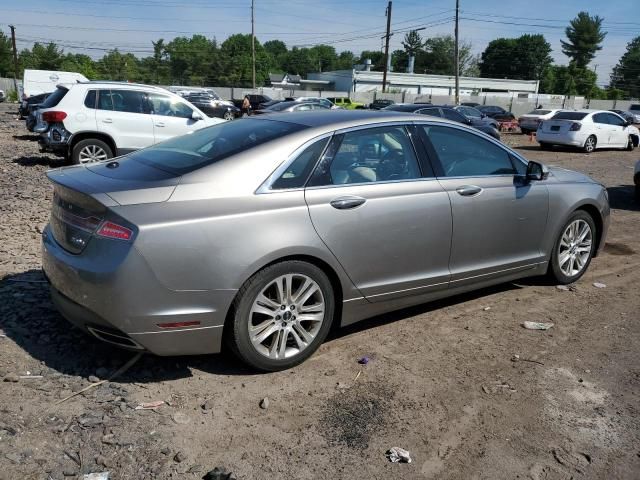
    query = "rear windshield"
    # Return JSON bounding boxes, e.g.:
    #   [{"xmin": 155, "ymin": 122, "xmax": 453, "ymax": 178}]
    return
[
  {"xmin": 127, "ymin": 118, "xmax": 306, "ymax": 175},
  {"xmin": 629, "ymin": 104, "xmax": 640, "ymax": 111},
  {"xmin": 383, "ymin": 104, "xmax": 425, "ymax": 112},
  {"xmin": 552, "ymin": 111, "xmax": 588, "ymax": 120},
  {"xmin": 267, "ymin": 101, "xmax": 297, "ymax": 111},
  {"xmin": 40, "ymin": 87, "xmax": 68, "ymax": 109},
  {"xmin": 527, "ymin": 109, "xmax": 551, "ymax": 115}
]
